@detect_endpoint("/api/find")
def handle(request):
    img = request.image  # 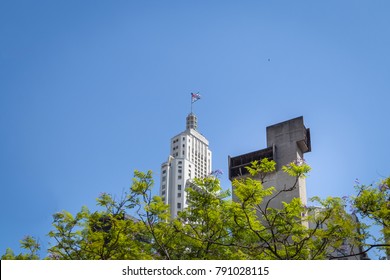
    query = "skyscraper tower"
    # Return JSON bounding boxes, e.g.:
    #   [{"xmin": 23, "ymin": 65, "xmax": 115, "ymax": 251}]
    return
[{"xmin": 160, "ymin": 113, "xmax": 212, "ymax": 219}]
